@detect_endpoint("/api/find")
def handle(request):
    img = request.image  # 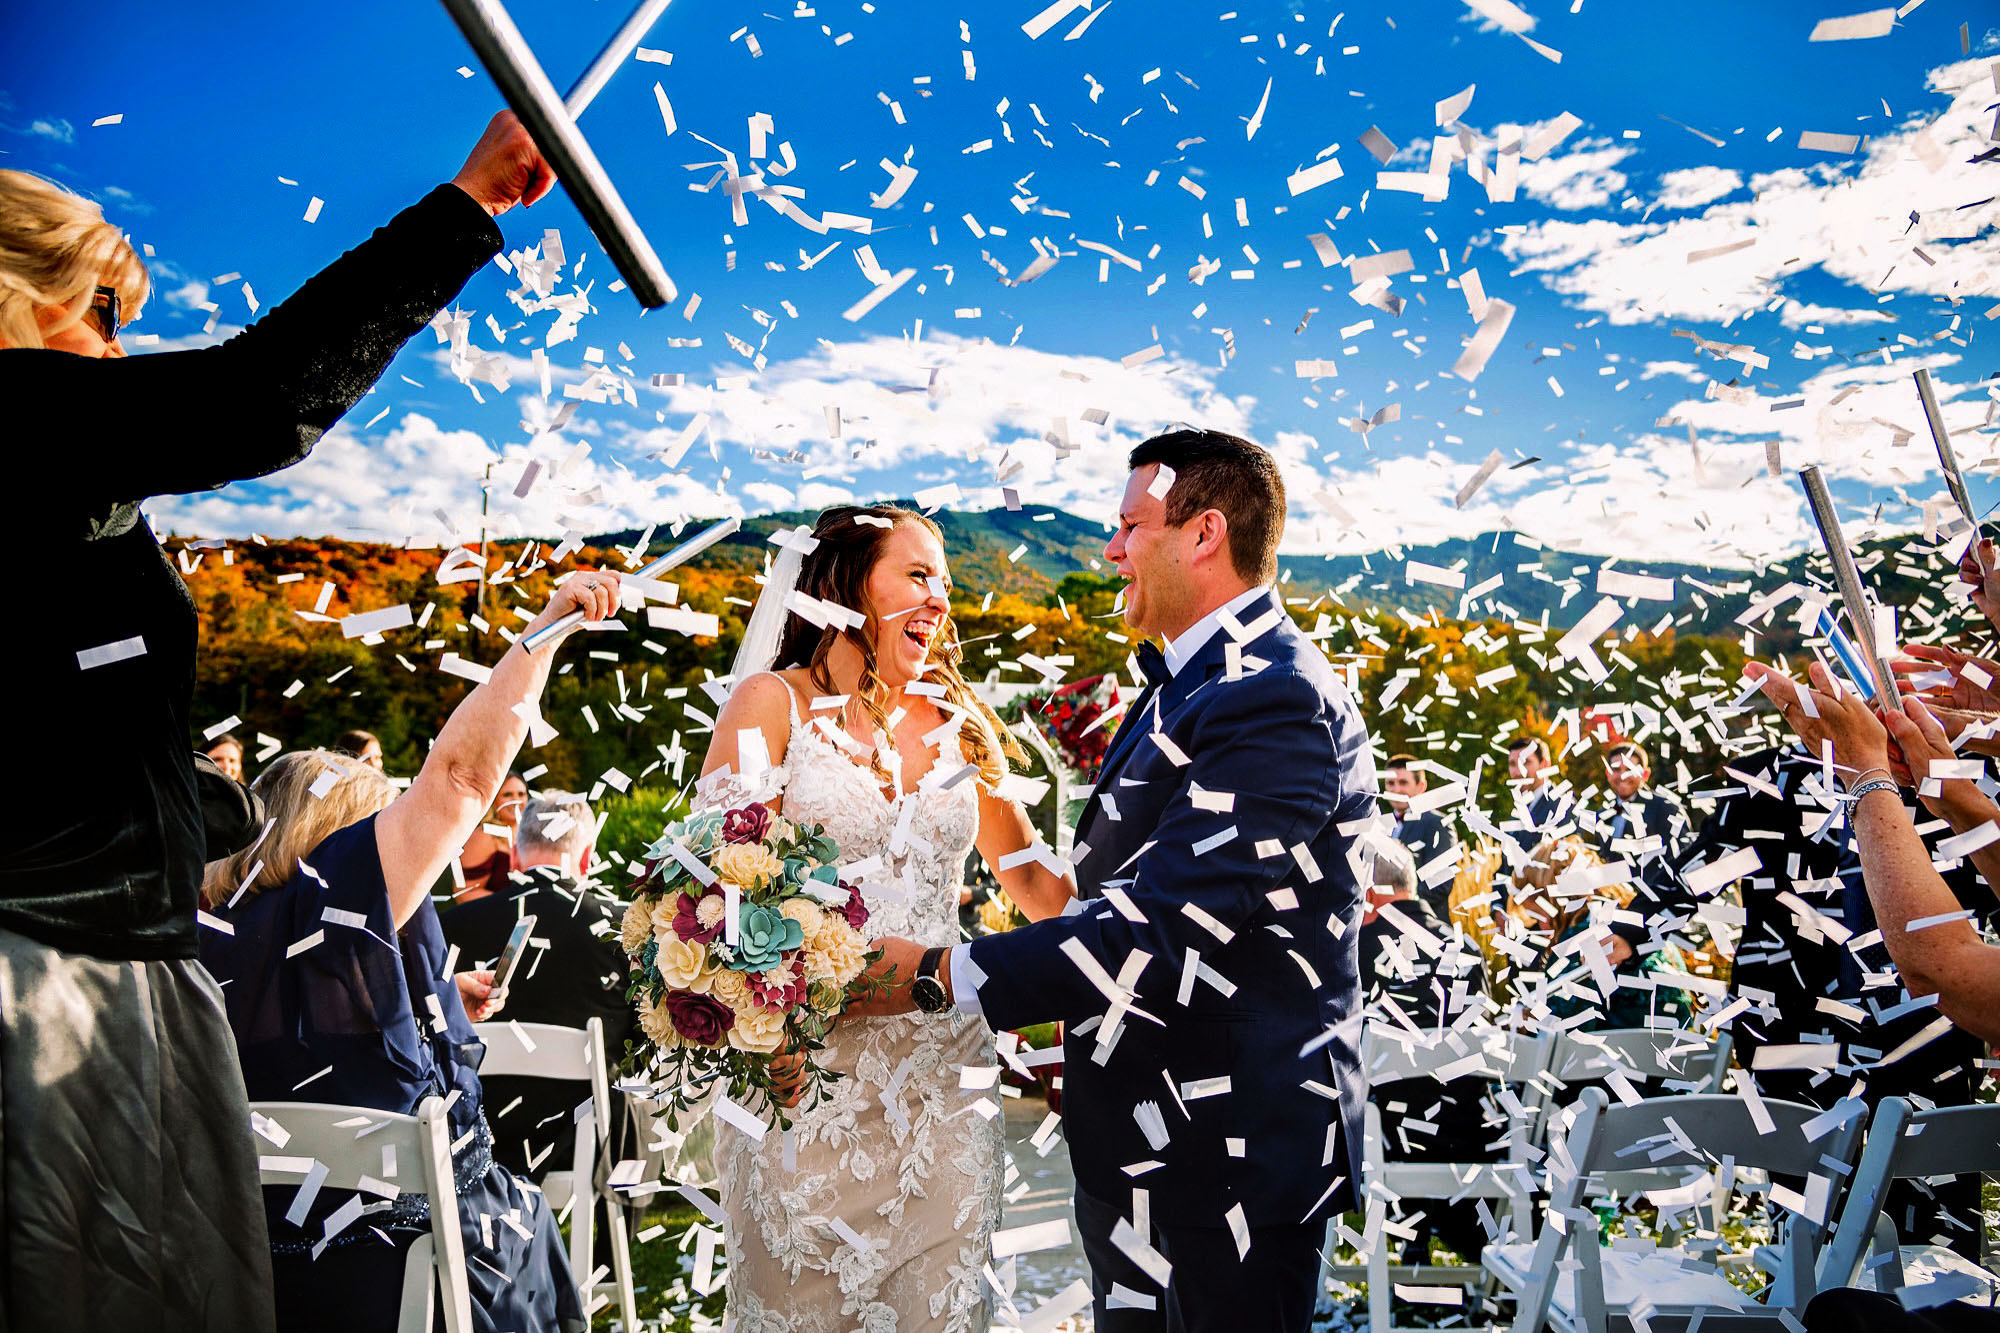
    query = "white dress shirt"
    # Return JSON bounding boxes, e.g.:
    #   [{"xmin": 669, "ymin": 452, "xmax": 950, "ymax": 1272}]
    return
[{"xmin": 948, "ymin": 583, "xmax": 1274, "ymax": 1018}]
